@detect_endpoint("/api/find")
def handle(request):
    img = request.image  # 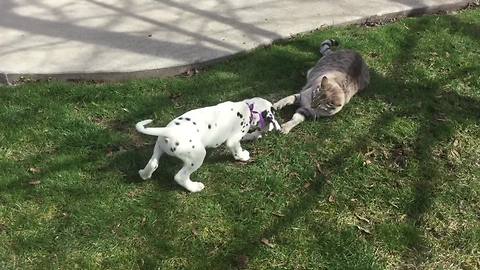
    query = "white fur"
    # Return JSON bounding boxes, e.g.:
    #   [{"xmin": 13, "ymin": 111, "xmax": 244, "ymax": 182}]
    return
[
  {"xmin": 136, "ymin": 97, "xmax": 279, "ymax": 192},
  {"xmin": 273, "ymin": 94, "xmax": 305, "ymax": 134},
  {"xmin": 273, "ymin": 94, "xmax": 298, "ymax": 111},
  {"xmin": 280, "ymin": 112, "xmax": 305, "ymax": 134}
]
